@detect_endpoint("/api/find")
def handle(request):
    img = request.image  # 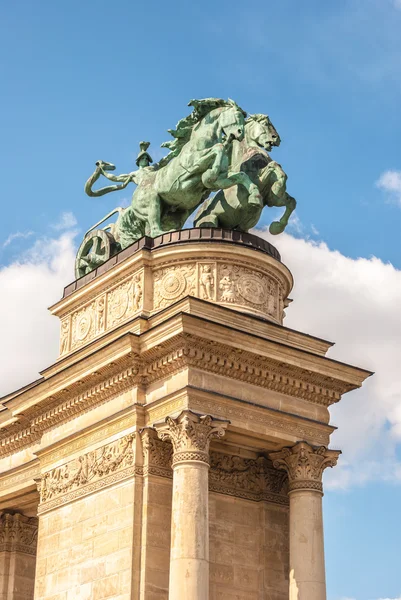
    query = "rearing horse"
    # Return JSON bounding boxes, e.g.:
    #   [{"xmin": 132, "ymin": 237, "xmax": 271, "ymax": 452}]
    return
[
  {"xmin": 193, "ymin": 114, "xmax": 296, "ymax": 234},
  {"xmin": 86, "ymin": 99, "xmax": 262, "ymax": 248}
]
